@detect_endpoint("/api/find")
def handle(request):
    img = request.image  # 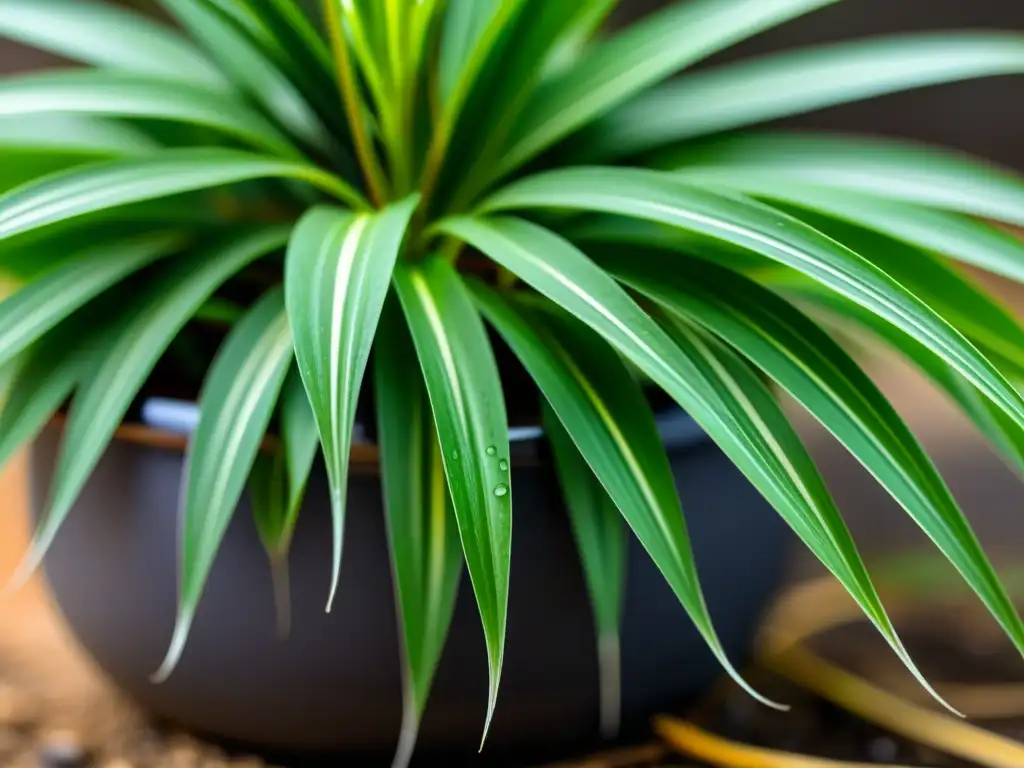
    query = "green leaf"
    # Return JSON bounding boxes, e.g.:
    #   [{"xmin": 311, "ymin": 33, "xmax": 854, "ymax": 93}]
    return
[
  {"xmin": 374, "ymin": 296, "xmax": 462, "ymax": 768},
  {"xmin": 0, "ymin": 114, "xmax": 157, "ymax": 155},
  {"xmin": 236, "ymin": 0, "xmax": 334, "ymax": 79},
  {"xmin": 284, "ymin": 195, "xmax": 418, "ymax": 611},
  {"xmin": 438, "ymin": 0, "xmax": 504, "ymax": 103},
  {"xmin": 799, "ymin": 291, "xmax": 1024, "ymax": 484},
  {"xmin": 0, "ymin": 232, "xmax": 182, "ymax": 370},
  {"xmin": 229, "ymin": 0, "xmax": 343, "ymax": 142},
  {"xmin": 495, "ymin": 0, "xmax": 836, "ymax": 181},
  {"xmin": 0, "ymin": 321, "xmax": 92, "ymax": 474},
  {"xmin": 0, "ymin": 0, "xmax": 226, "ymax": 90},
  {"xmin": 655, "ymin": 312, "xmax": 964, "ymax": 704},
  {"xmin": 5, "ymin": 226, "xmax": 291, "ymax": 595},
  {"xmin": 0, "ymin": 147, "xmax": 366, "ymax": 244},
  {"xmin": 542, "ymin": 403, "xmax": 625, "ymax": 738},
  {"xmin": 154, "ymin": 287, "xmax": 294, "ymax": 681},
  {"xmin": 479, "ymin": 167, "xmax": 1024, "ymax": 448},
  {"xmin": 585, "ymin": 32, "xmax": 1024, "ymax": 158},
  {"xmin": 0, "ymin": 70, "xmax": 300, "ymax": 157},
  {"xmin": 665, "ymin": 167, "xmax": 1024, "ymax": 286},
  {"xmin": 393, "ymin": 257, "xmax": 512, "ymax": 746},
  {"xmin": 666, "ymin": 131, "xmax": 1024, "ymax": 228},
  {"xmin": 542, "ymin": 0, "xmax": 620, "ymax": 76},
  {"xmin": 445, "ymin": 1, "xmax": 587, "ymax": 210},
  {"xmin": 603, "ymin": 248, "xmax": 1024, "ymax": 673},
  {"xmin": 157, "ymin": 0, "xmax": 332, "ymax": 152},
  {"xmin": 581, "ymin": 202, "xmax": 1024, "ymax": 380},
  {"xmin": 250, "ymin": 365, "xmax": 320, "ymax": 638},
  {"xmin": 441, "ymin": 216, "xmax": 778, "ymax": 708},
  {"xmin": 771, "ymin": 208, "xmax": 1024, "ymax": 378},
  {"xmin": 420, "ymin": 0, "xmax": 529, "ymax": 209}
]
